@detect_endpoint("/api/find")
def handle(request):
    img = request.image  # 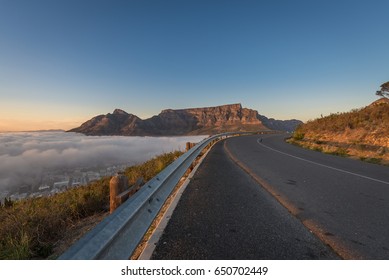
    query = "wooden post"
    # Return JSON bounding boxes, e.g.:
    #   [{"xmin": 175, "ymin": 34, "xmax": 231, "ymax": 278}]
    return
[
  {"xmin": 110, "ymin": 173, "xmax": 128, "ymax": 213},
  {"xmin": 186, "ymin": 142, "xmax": 196, "ymax": 151}
]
